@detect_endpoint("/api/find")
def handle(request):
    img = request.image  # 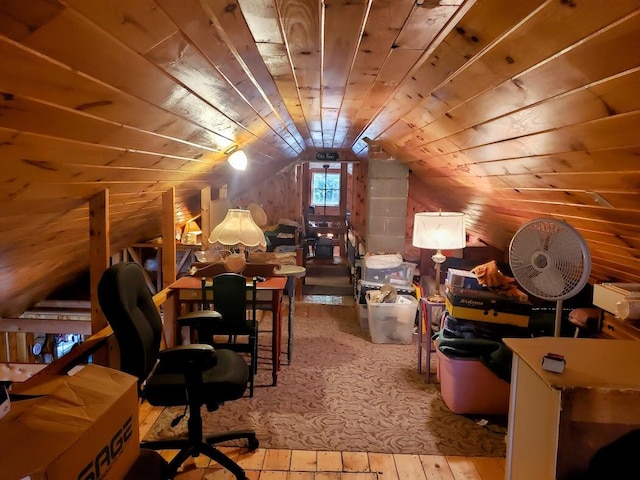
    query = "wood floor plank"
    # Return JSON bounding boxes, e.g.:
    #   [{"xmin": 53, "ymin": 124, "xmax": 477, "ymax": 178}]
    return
[
  {"xmin": 286, "ymin": 472, "xmax": 315, "ymax": 479},
  {"xmin": 290, "ymin": 449, "xmax": 318, "ymax": 471},
  {"xmin": 368, "ymin": 452, "xmax": 399, "ymax": 480},
  {"xmin": 394, "ymin": 454, "xmax": 427, "ymax": 480},
  {"xmin": 193, "ymin": 454, "xmax": 211, "ymax": 468},
  {"xmin": 160, "ymin": 449, "xmax": 179, "ymax": 464},
  {"xmin": 317, "ymin": 451, "xmax": 343, "ymax": 471},
  {"xmin": 340, "ymin": 473, "xmax": 377, "ymax": 479},
  {"xmin": 263, "ymin": 449, "xmax": 293, "ymax": 471},
  {"xmin": 237, "ymin": 447, "xmax": 267, "ymax": 470},
  {"xmin": 219, "ymin": 446, "xmax": 243, "ymax": 461},
  {"xmin": 342, "ymin": 451, "xmax": 370, "ymax": 472},
  {"xmin": 316, "ymin": 473, "xmax": 341, "ymax": 480},
  {"xmin": 446, "ymin": 456, "xmax": 482, "ymax": 480},
  {"xmin": 138, "ymin": 400, "xmax": 162, "ymax": 439},
  {"xmin": 259, "ymin": 472, "xmax": 289, "ymax": 480},
  {"xmin": 471, "ymin": 457, "xmax": 505, "ymax": 480},
  {"xmin": 172, "ymin": 468, "xmax": 204, "ymax": 479},
  {"xmin": 419, "ymin": 455, "xmax": 455, "ymax": 480},
  {"xmin": 201, "ymin": 469, "xmax": 239, "ymax": 480}
]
